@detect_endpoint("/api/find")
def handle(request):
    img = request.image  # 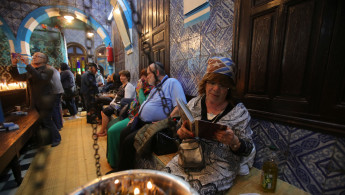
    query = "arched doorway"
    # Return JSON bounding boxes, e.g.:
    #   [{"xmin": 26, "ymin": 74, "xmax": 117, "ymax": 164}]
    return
[
  {"xmin": 67, "ymin": 42, "xmax": 87, "ymax": 74},
  {"xmin": 95, "ymin": 45, "xmax": 112, "ymax": 76}
]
